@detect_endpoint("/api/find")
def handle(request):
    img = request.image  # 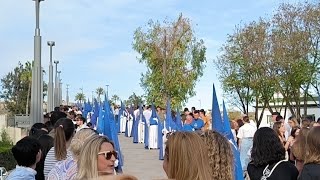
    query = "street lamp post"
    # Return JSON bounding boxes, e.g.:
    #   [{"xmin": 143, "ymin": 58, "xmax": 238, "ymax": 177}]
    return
[
  {"xmin": 59, "ymin": 80, "xmax": 62, "ymax": 105},
  {"xmin": 105, "ymin": 84, "xmax": 109, "ymax": 99},
  {"xmin": 30, "ymin": 0, "xmax": 44, "ymax": 124},
  {"xmin": 54, "ymin": 61, "xmax": 59, "ymax": 107},
  {"xmin": 80, "ymin": 88, "xmax": 84, "ymax": 105},
  {"xmin": 199, "ymin": 99, "xmax": 202, "ymax": 109},
  {"xmin": 92, "ymin": 91, "xmax": 94, "ymax": 103},
  {"xmin": 57, "ymin": 71, "xmax": 61, "ymax": 106},
  {"xmin": 66, "ymin": 84, "xmax": 69, "ymax": 106},
  {"xmin": 47, "ymin": 41, "xmax": 55, "ymax": 112}
]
